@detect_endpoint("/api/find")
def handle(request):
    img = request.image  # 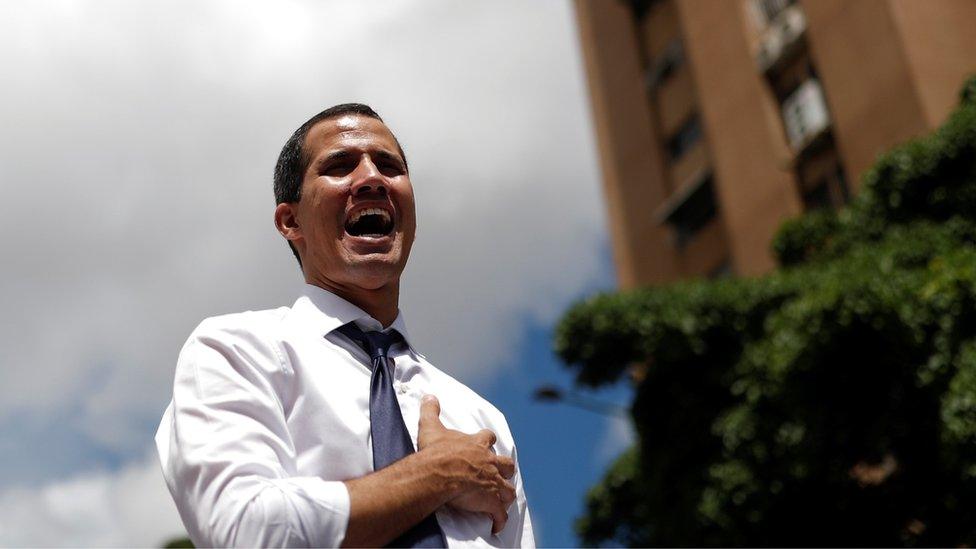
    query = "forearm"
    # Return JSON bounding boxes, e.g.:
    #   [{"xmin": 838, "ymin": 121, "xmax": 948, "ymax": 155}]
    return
[{"xmin": 342, "ymin": 449, "xmax": 458, "ymax": 547}]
